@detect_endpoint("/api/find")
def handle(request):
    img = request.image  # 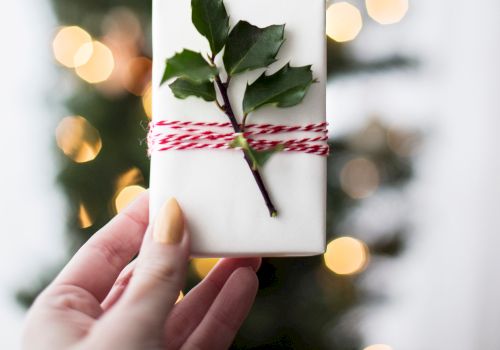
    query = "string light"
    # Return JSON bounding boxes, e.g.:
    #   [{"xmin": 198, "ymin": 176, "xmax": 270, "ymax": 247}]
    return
[
  {"xmin": 78, "ymin": 202, "xmax": 93, "ymax": 229},
  {"xmin": 75, "ymin": 41, "xmax": 115, "ymax": 84},
  {"xmin": 364, "ymin": 344, "xmax": 393, "ymax": 350},
  {"xmin": 142, "ymin": 83, "xmax": 153, "ymax": 119},
  {"xmin": 52, "ymin": 26, "xmax": 92, "ymax": 68},
  {"xmin": 340, "ymin": 157, "xmax": 380, "ymax": 199},
  {"xmin": 114, "ymin": 185, "xmax": 146, "ymax": 213},
  {"xmin": 324, "ymin": 237, "xmax": 369, "ymax": 275},
  {"xmin": 192, "ymin": 258, "xmax": 220, "ymax": 279},
  {"xmin": 326, "ymin": 2, "xmax": 363, "ymax": 42},
  {"xmin": 366, "ymin": 0, "xmax": 409, "ymax": 24},
  {"xmin": 55, "ymin": 116, "xmax": 102, "ymax": 163}
]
